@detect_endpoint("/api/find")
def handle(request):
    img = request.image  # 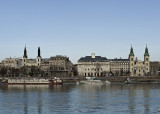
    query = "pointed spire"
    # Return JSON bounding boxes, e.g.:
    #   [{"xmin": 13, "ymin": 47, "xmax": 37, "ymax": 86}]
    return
[
  {"xmin": 144, "ymin": 44, "xmax": 149, "ymax": 56},
  {"xmin": 129, "ymin": 45, "xmax": 134, "ymax": 56},
  {"xmin": 38, "ymin": 47, "xmax": 41, "ymax": 57},
  {"xmin": 23, "ymin": 45, "xmax": 27, "ymax": 58}
]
